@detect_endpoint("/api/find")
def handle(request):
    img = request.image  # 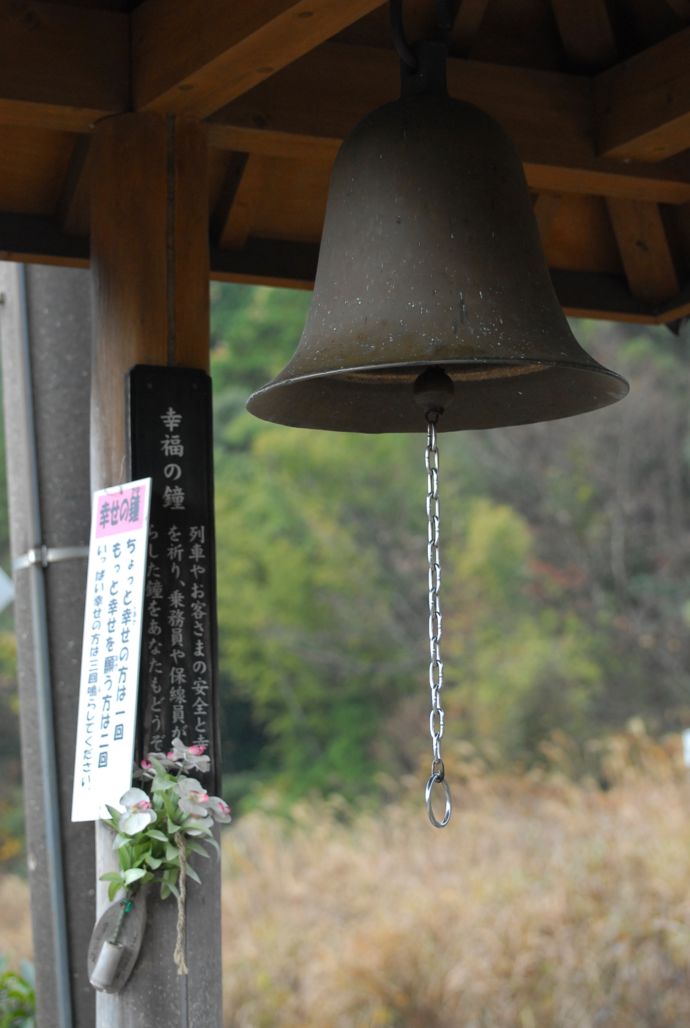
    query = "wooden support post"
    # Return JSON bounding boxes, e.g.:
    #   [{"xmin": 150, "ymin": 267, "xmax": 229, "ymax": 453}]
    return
[{"xmin": 90, "ymin": 113, "xmax": 221, "ymax": 1027}]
